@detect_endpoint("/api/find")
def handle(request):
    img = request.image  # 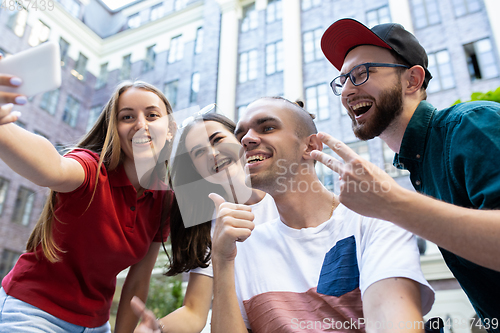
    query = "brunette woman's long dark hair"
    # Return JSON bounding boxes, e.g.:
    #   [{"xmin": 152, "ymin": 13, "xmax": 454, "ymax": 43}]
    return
[{"xmin": 166, "ymin": 113, "xmax": 236, "ymax": 276}]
